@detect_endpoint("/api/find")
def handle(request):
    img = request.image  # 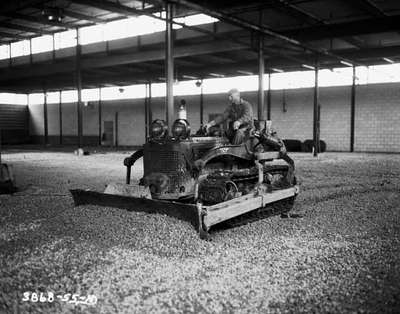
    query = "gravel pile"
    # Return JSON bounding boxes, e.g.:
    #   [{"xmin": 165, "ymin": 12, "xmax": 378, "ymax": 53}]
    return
[{"xmin": 1, "ymin": 149, "xmax": 399, "ymax": 313}]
